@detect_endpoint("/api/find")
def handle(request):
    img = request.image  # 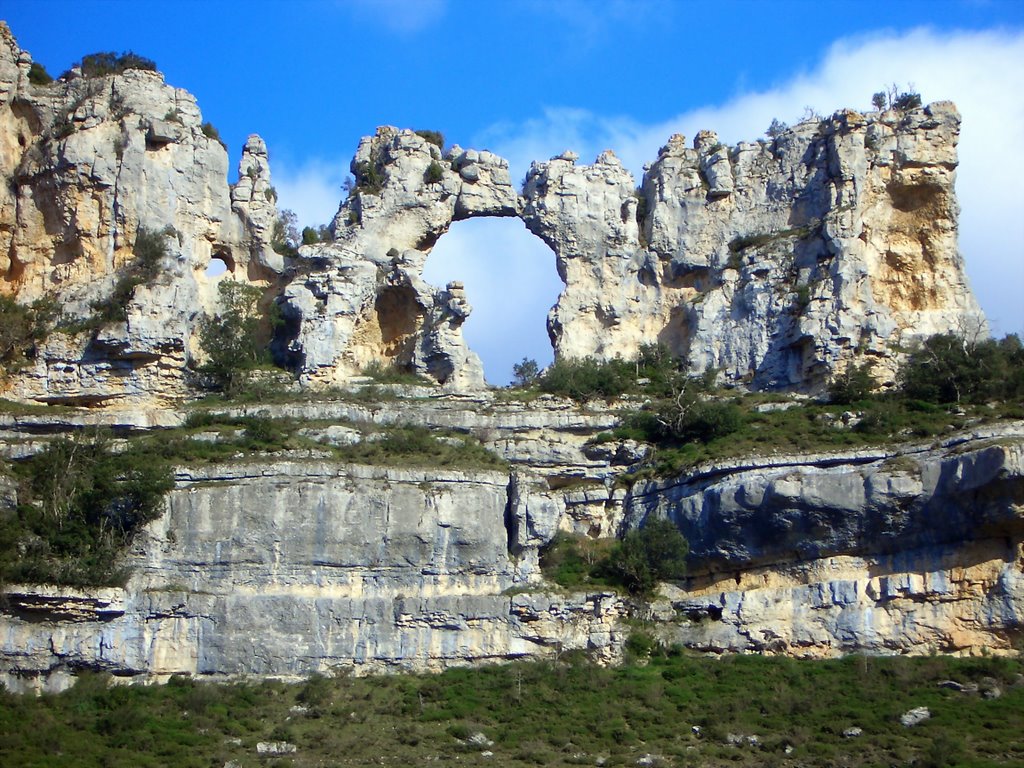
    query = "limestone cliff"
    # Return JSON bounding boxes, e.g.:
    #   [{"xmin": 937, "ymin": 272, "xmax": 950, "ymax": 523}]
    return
[
  {"xmin": 523, "ymin": 110, "xmax": 985, "ymax": 391},
  {"xmin": 0, "ymin": 23, "xmax": 990, "ymax": 403},
  {"xmin": 1, "ymin": 395, "xmax": 1021, "ymax": 691},
  {"xmin": 0, "ymin": 23, "xmax": 1016, "ymax": 695},
  {"xmin": 280, "ymin": 129, "xmax": 518, "ymax": 390},
  {"xmin": 0, "ymin": 24, "xmax": 280, "ymax": 406}
]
